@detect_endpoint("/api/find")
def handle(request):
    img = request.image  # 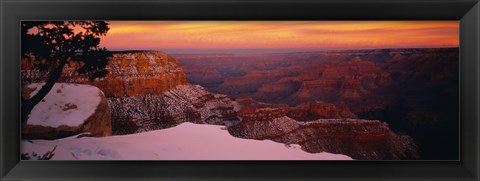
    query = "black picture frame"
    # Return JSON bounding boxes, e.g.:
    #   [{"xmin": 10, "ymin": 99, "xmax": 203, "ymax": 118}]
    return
[{"xmin": 1, "ymin": 0, "xmax": 479, "ymax": 180}]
